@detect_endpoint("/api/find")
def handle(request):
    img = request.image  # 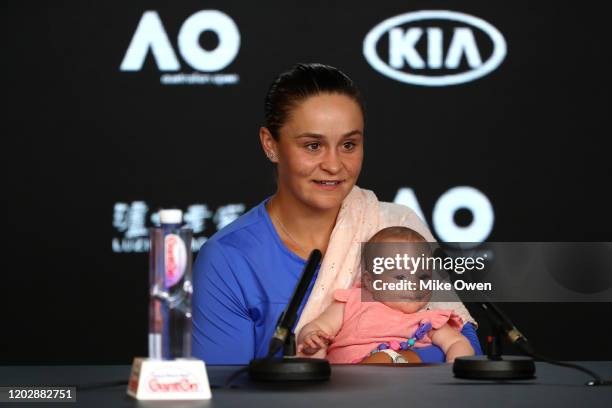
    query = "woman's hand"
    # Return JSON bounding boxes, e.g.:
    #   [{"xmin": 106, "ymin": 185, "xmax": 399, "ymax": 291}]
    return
[{"xmin": 297, "ymin": 330, "xmax": 334, "ymax": 355}]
